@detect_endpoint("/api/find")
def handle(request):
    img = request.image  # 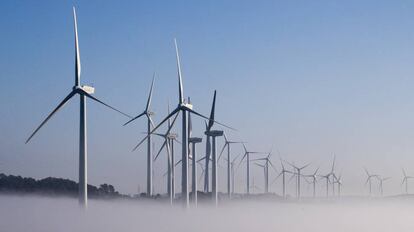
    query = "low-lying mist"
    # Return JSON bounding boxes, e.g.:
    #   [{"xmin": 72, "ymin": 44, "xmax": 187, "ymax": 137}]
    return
[{"xmin": 1, "ymin": 194, "xmax": 413, "ymax": 232}]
